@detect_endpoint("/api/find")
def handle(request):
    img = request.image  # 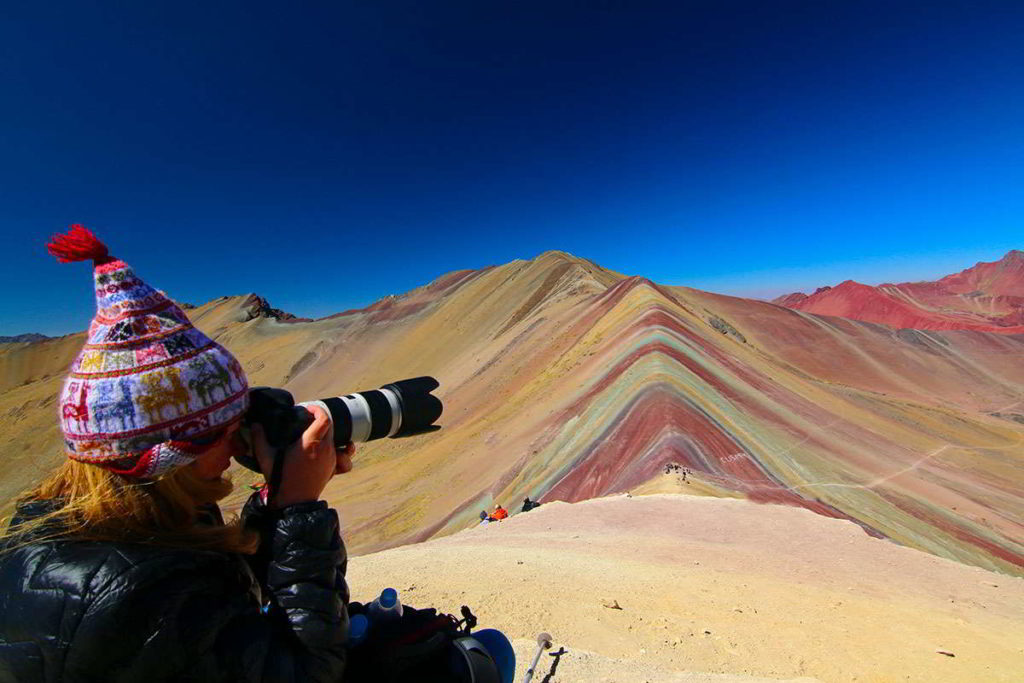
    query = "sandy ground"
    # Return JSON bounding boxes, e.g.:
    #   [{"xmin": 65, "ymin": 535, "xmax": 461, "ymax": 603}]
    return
[
  {"xmin": 348, "ymin": 494, "xmax": 1024, "ymax": 682},
  {"xmin": 504, "ymin": 639, "xmax": 817, "ymax": 682}
]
